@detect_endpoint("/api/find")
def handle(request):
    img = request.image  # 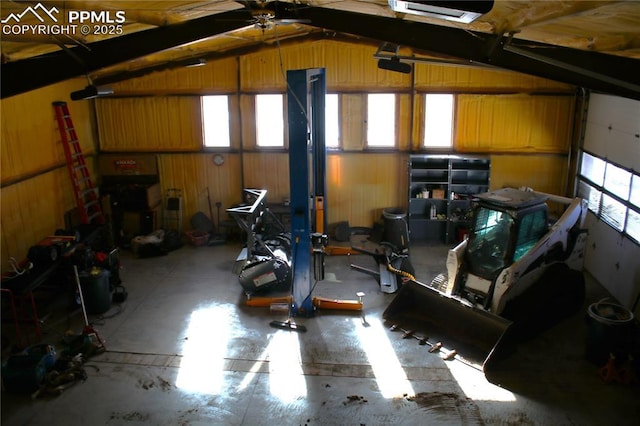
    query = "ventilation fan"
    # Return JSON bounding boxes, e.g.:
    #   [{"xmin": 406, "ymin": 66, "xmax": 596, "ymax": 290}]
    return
[{"xmin": 235, "ymin": 0, "xmax": 310, "ymax": 29}]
